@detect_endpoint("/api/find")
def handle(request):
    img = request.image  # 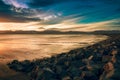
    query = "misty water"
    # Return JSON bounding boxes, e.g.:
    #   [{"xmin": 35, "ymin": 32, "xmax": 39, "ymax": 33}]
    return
[{"xmin": 0, "ymin": 34, "xmax": 107, "ymax": 62}]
